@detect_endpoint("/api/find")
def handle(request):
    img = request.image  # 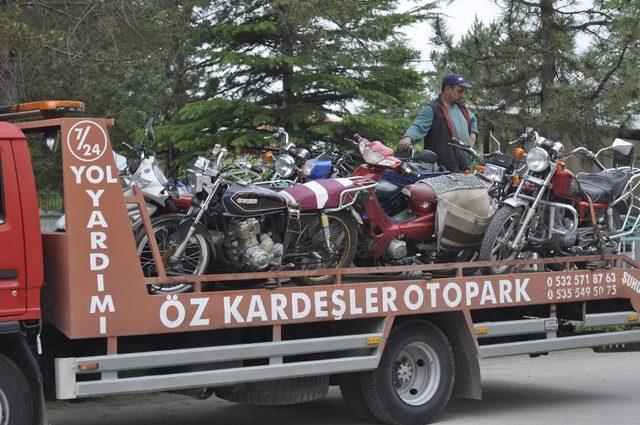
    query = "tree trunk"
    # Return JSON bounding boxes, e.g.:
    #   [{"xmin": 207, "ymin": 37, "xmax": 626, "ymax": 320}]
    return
[
  {"xmin": 538, "ymin": 0, "xmax": 556, "ymax": 118},
  {"xmin": 164, "ymin": 0, "xmax": 191, "ymax": 177},
  {"xmin": 0, "ymin": 49, "xmax": 18, "ymax": 105}
]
